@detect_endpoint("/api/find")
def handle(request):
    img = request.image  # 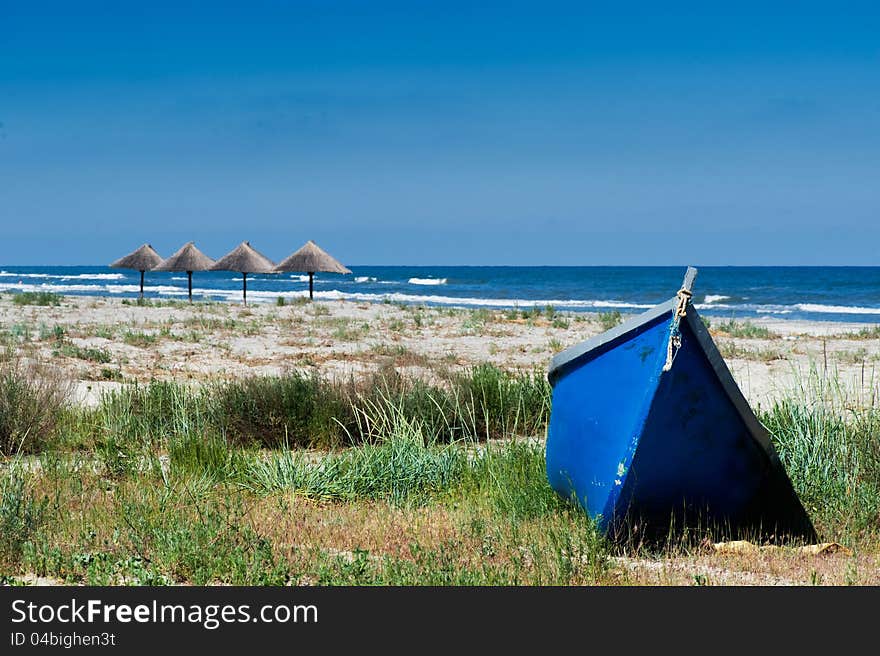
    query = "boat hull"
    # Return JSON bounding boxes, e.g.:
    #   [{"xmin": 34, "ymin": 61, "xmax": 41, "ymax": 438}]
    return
[{"xmin": 546, "ymin": 301, "xmax": 815, "ymax": 542}]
